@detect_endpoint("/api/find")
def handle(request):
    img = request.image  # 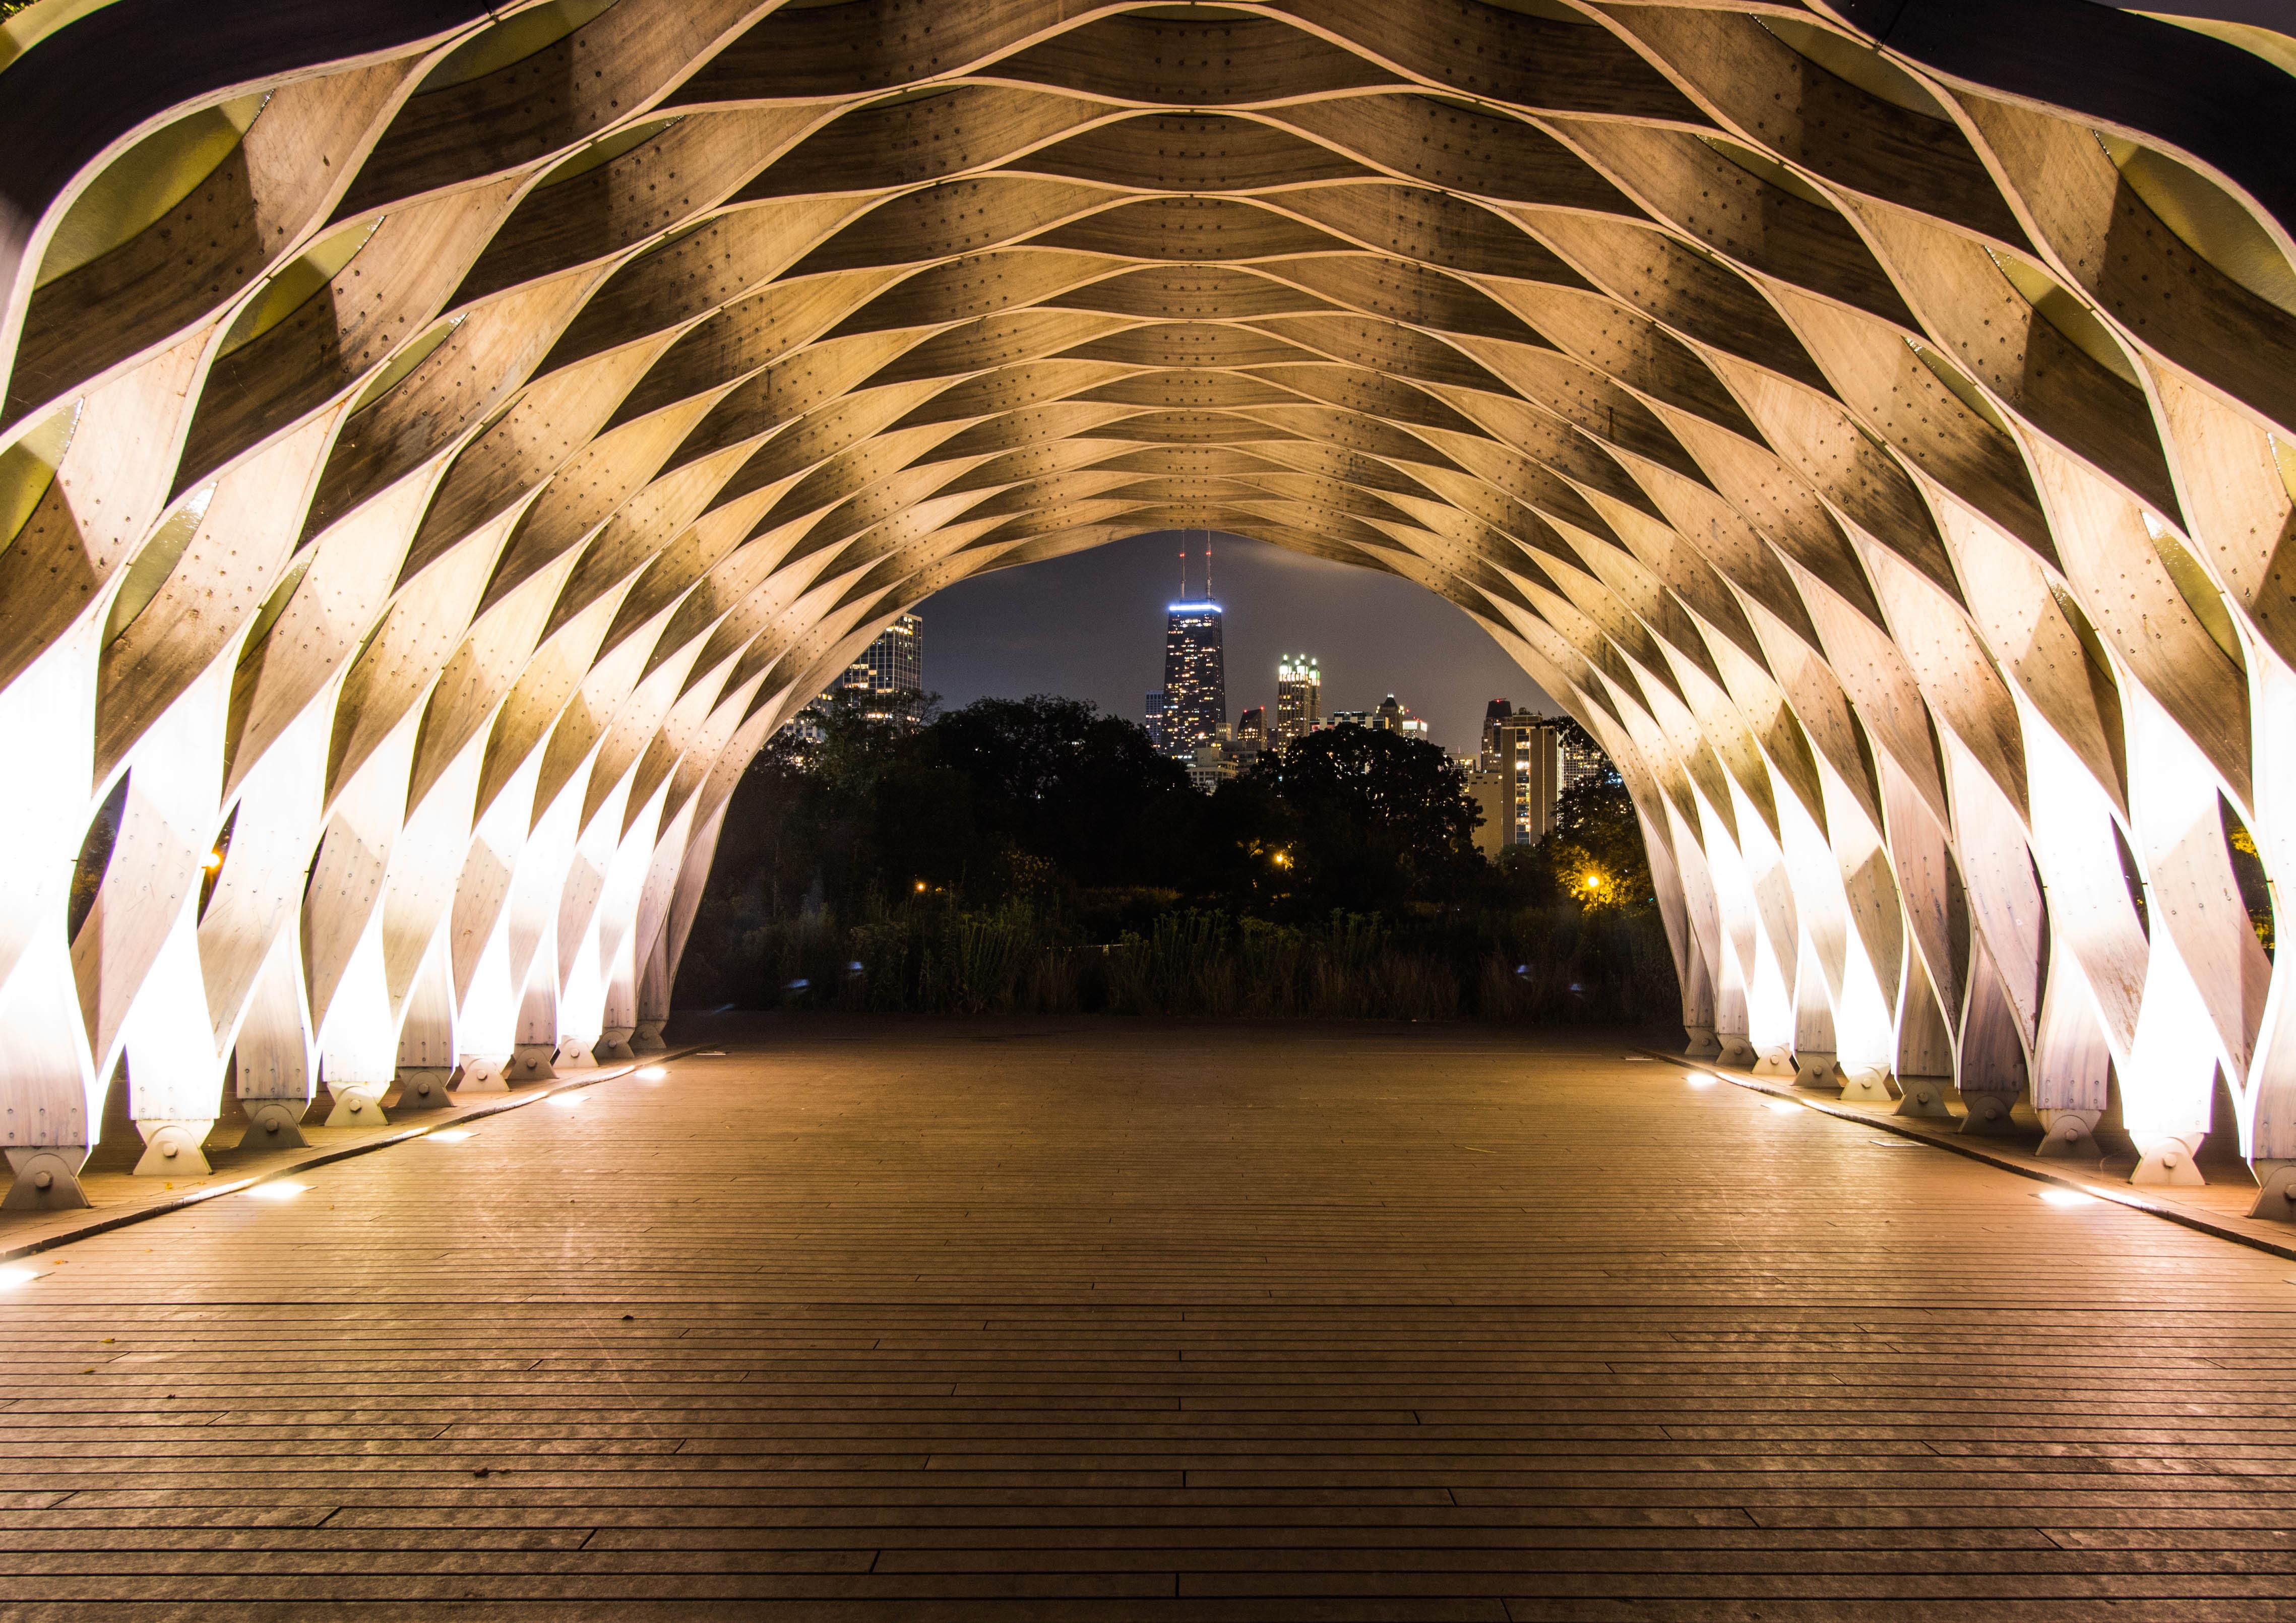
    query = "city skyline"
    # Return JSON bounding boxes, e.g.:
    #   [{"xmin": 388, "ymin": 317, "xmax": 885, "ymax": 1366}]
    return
[{"xmin": 915, "ymin": 530, "xmax": 1551, "ymax": 751}]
